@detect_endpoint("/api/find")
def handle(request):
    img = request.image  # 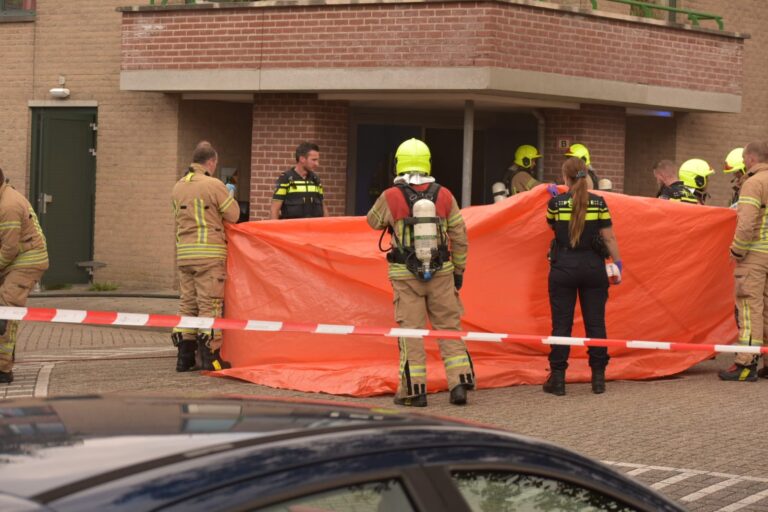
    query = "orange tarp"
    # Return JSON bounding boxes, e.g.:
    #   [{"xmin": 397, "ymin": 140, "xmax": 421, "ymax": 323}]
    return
[{"xmin": 215, "ymin": 186, "xmax": 737, "ymax": 396}]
